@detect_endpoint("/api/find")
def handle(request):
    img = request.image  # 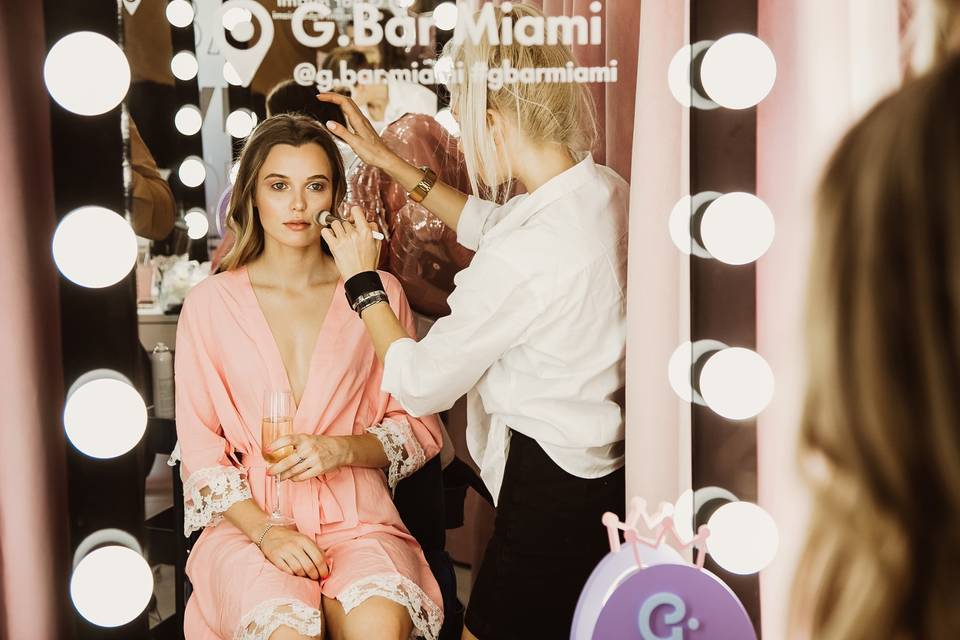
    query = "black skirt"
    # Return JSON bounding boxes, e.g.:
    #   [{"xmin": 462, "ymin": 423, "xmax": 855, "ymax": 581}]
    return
[{"xmin": 464, "ymin": 430, "xmax": 625, "ymax": 639}]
